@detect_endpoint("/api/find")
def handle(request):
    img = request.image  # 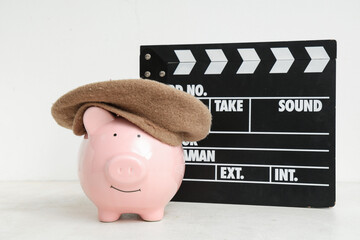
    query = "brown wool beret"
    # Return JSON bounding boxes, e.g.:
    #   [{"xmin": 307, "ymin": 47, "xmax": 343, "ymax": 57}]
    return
[{"xmin": 51, "ymin": 79, "xmax": 212, "ymax": 146}]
